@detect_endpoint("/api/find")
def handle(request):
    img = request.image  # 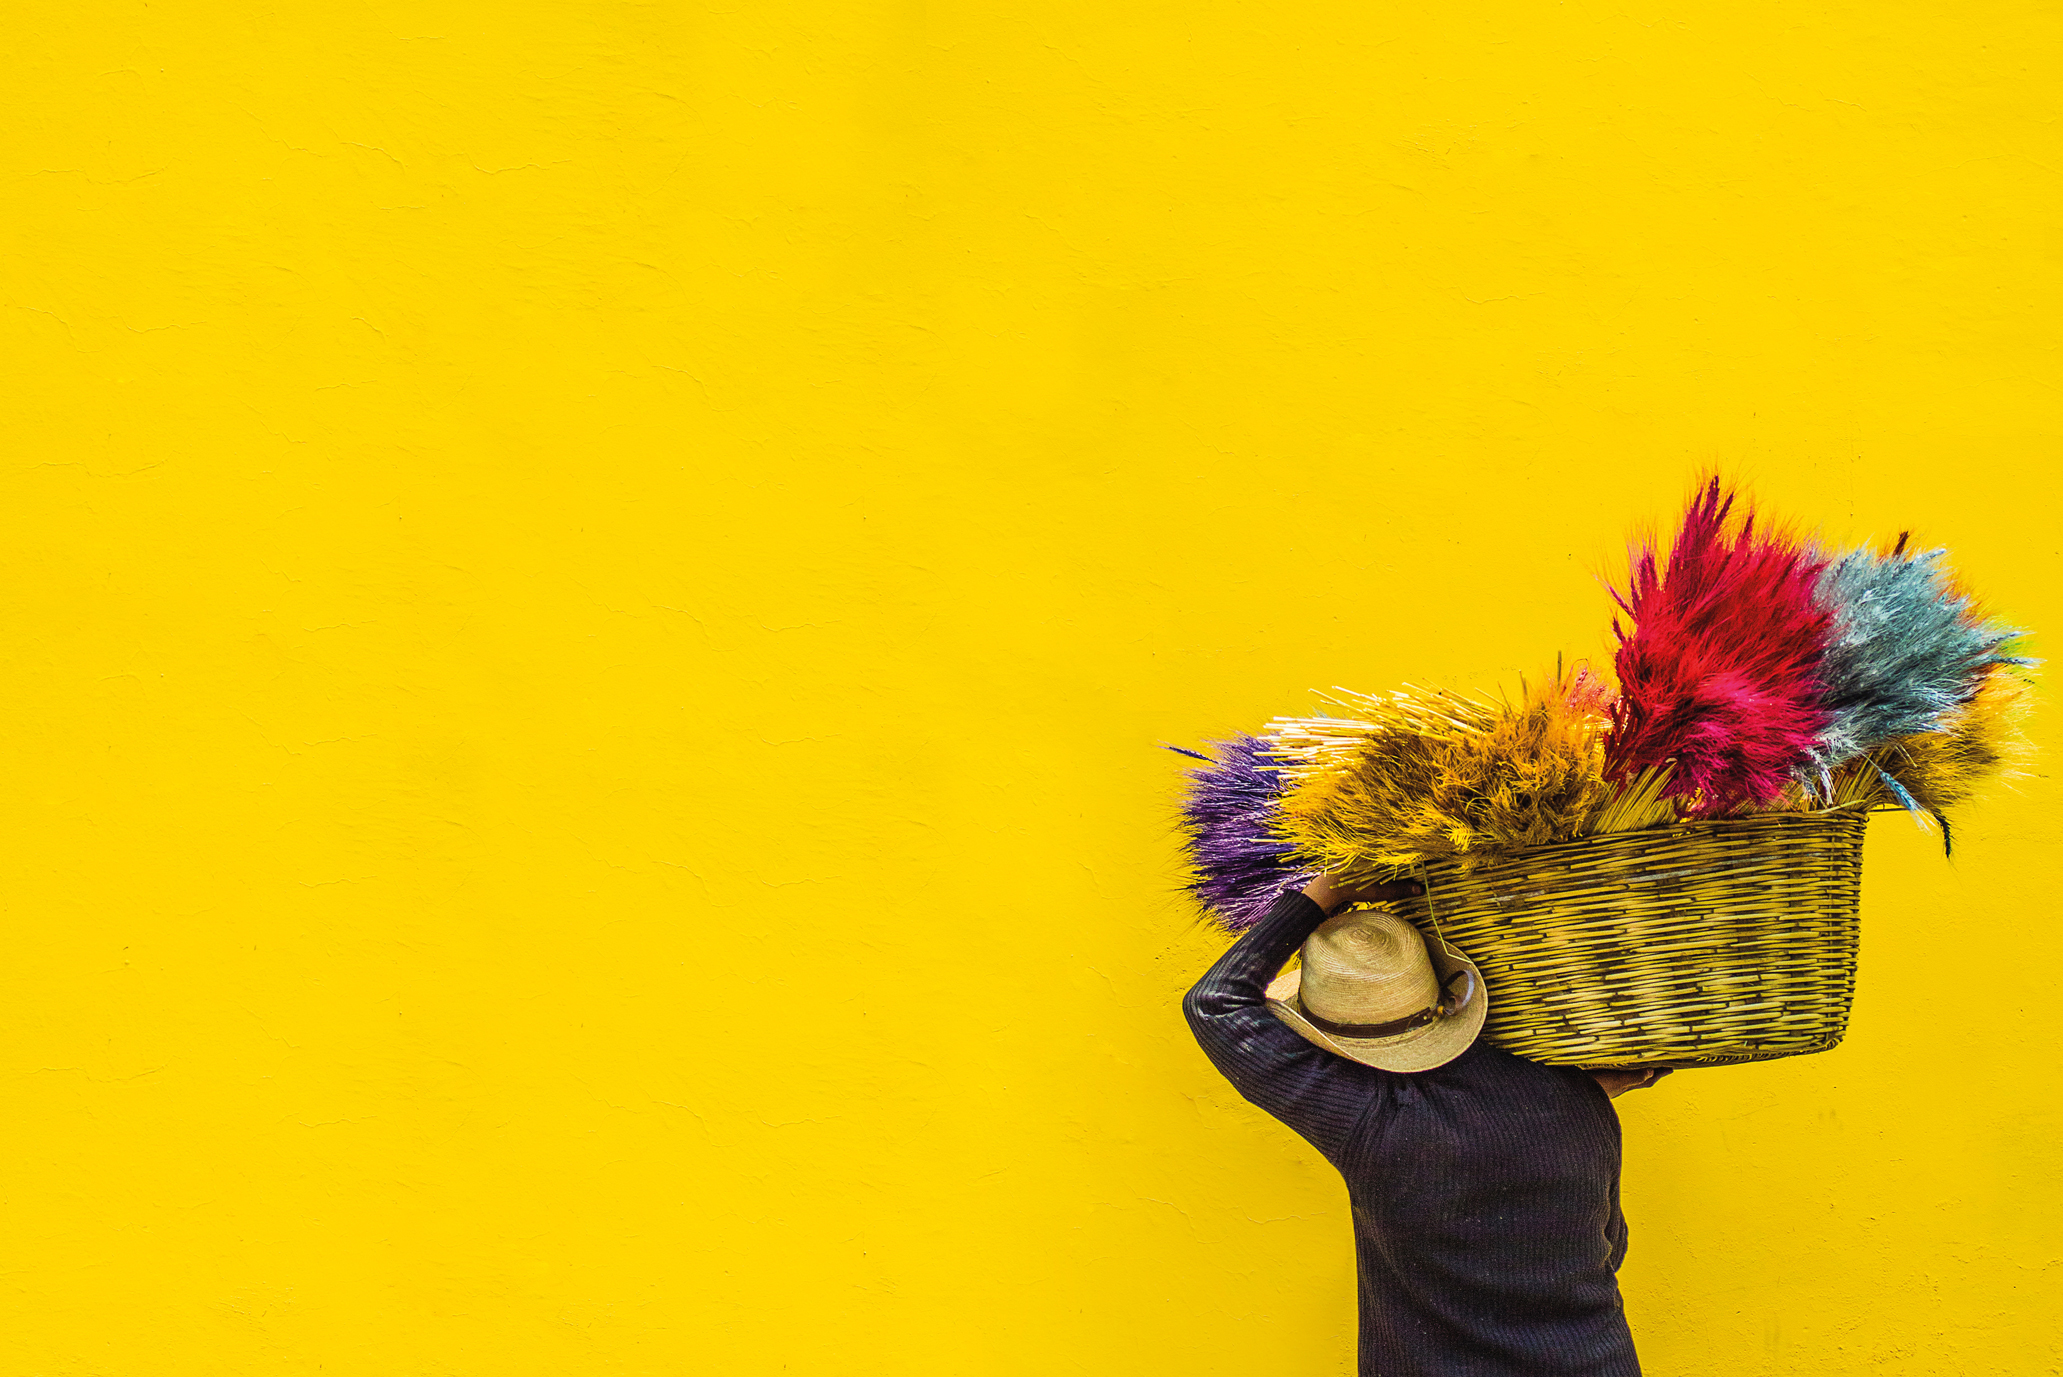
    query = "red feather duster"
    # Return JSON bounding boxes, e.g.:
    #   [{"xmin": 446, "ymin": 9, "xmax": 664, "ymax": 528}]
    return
[{"xmin": 1606, "ymin": 480, "xmax": 1832, "ymax": 815}]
